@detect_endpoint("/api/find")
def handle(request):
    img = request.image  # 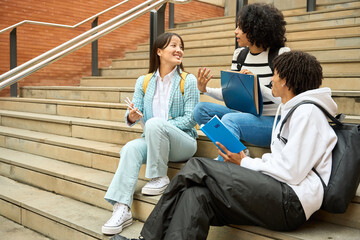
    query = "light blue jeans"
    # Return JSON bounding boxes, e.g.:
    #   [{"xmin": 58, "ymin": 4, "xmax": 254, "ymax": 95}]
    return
[
  {"xmin": 104, "ymin": 118, "xmax": 197, "ymax": 208},
  {"xmin": 194, "ymin": 102, "xmax": 275, "ymax": 147}
]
